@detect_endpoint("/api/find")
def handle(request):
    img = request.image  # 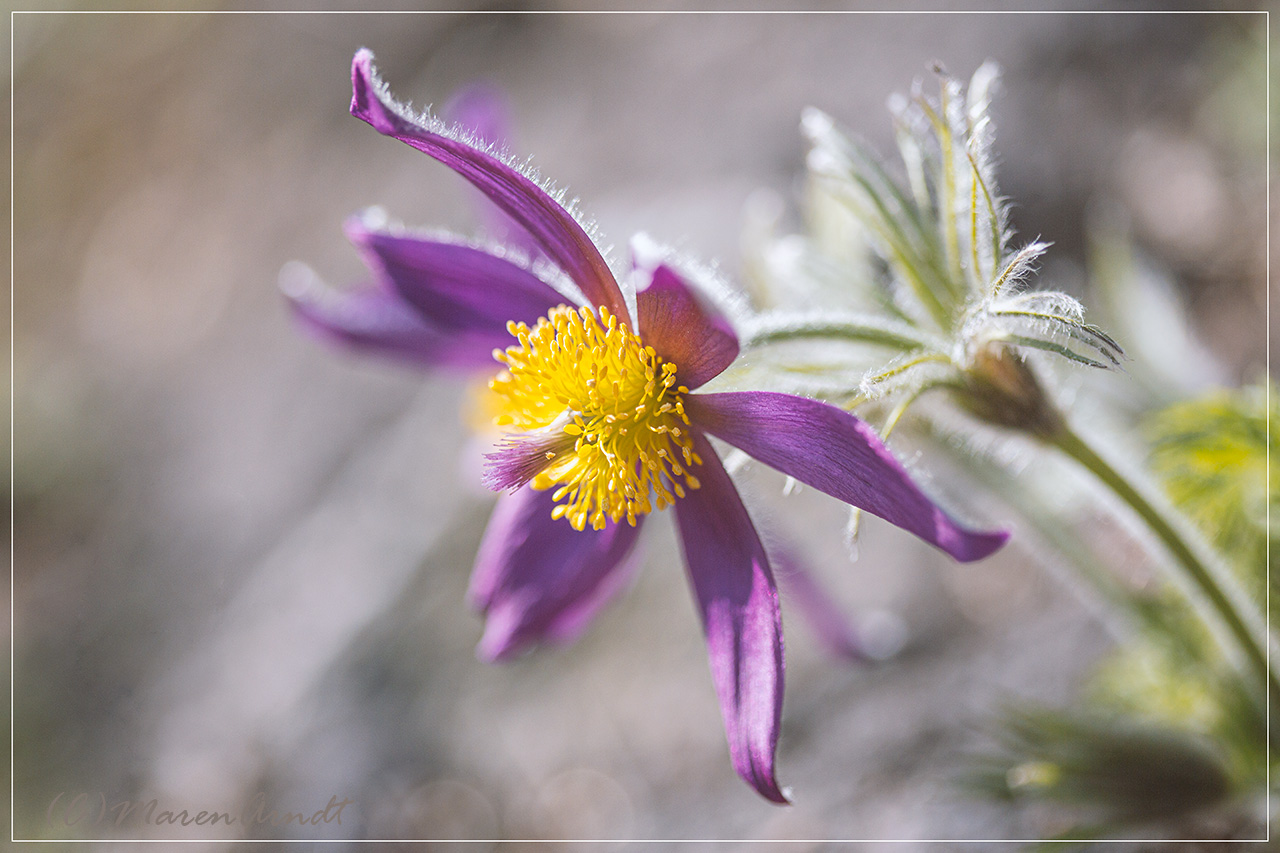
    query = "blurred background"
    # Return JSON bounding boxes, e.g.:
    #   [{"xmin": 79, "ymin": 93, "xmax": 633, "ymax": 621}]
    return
[{"xmin": 11, "ymin": 5, "xmax": 1269, "ymax": 843}]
